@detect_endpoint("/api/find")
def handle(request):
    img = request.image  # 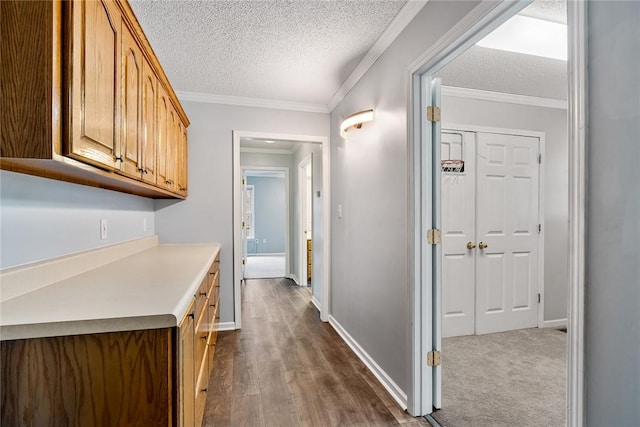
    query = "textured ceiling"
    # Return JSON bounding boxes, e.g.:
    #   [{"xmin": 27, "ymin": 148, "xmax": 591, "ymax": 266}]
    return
[
  {"xmin": 437, "ymin": 0, "xmax": 567, "ymax": 100},
  {"xmin": 129, "ymin": 0, "xmax": 406, "ymax": 105}
]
